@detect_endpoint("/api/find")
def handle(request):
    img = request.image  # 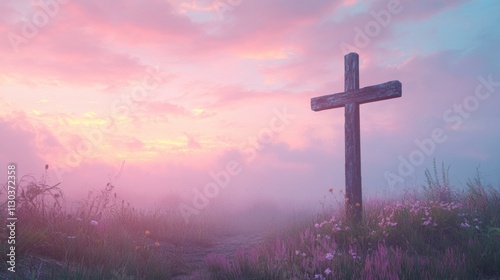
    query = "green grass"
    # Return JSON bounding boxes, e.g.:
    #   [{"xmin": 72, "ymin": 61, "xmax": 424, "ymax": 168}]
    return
[{"xmin": 1, "ymin": 162, "xmax": 500, "ymax": 279}]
